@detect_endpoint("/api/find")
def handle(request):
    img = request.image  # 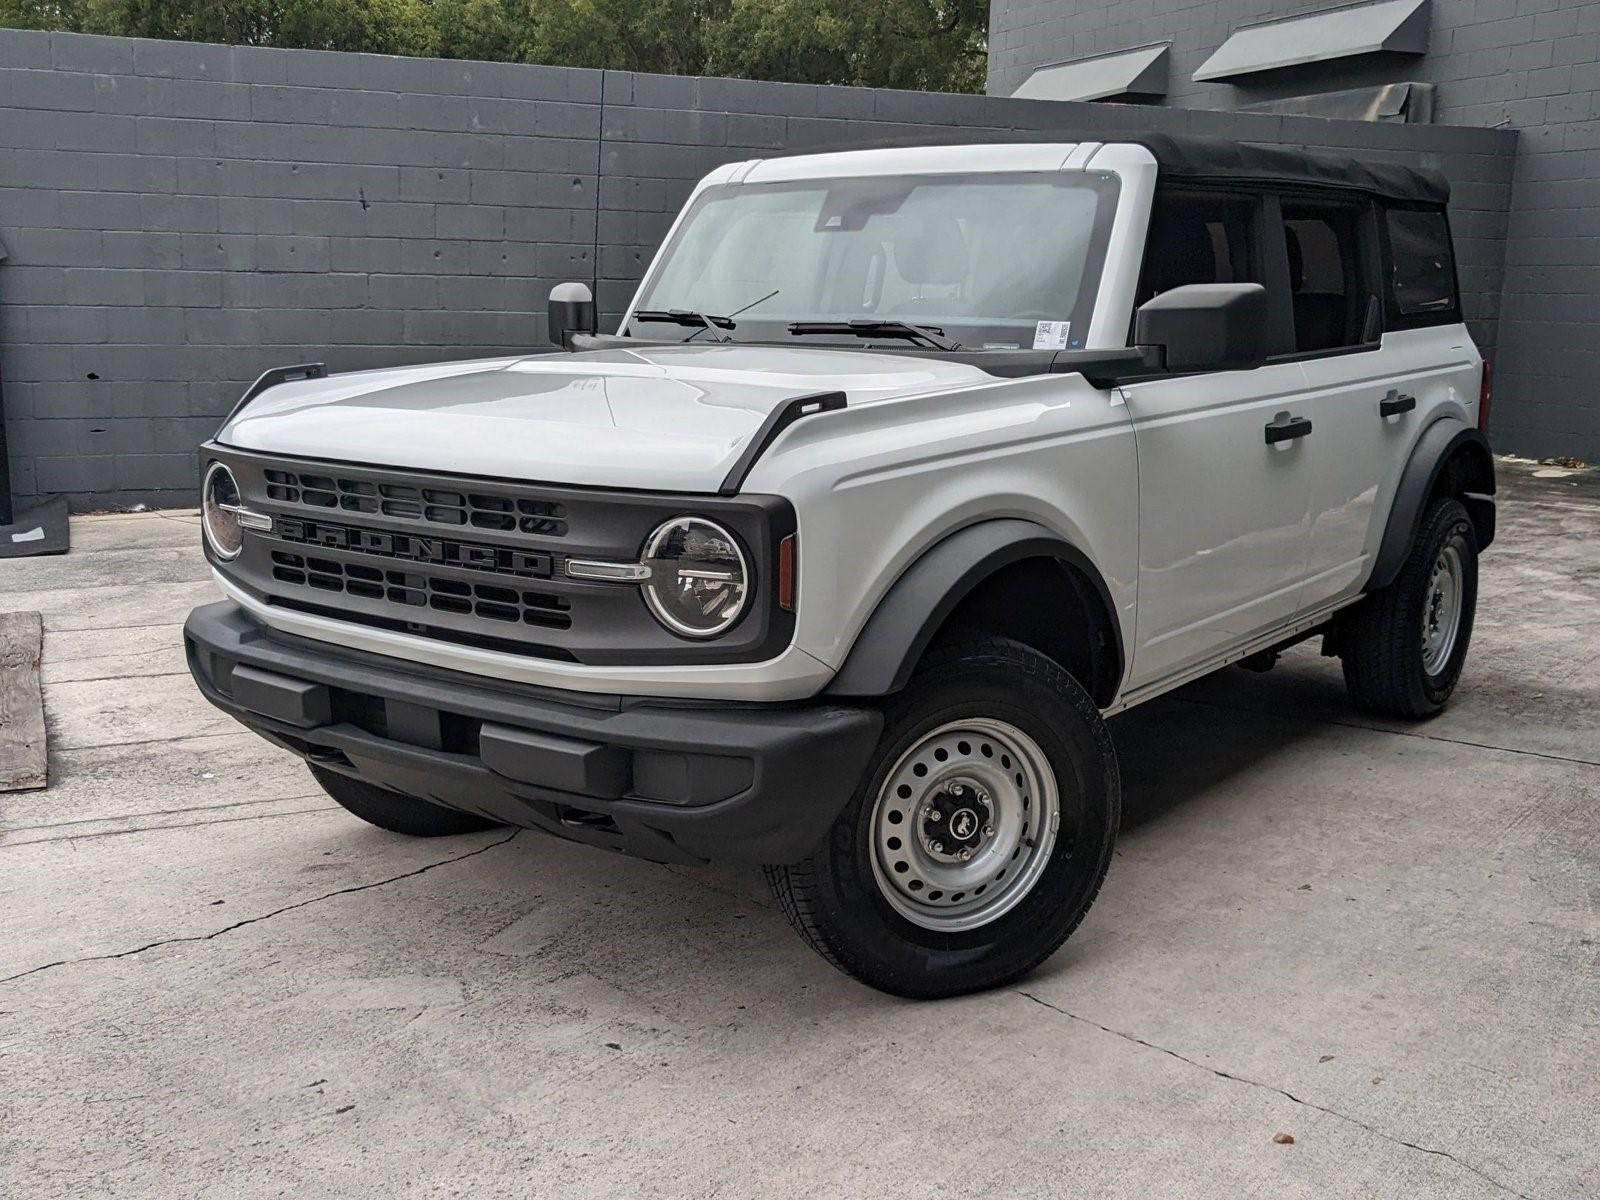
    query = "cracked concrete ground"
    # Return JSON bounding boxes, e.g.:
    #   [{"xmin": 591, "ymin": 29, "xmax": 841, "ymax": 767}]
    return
[{"xmin": 1, "ymin": 461, "xmax": 1595, "ymax": 1199}]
